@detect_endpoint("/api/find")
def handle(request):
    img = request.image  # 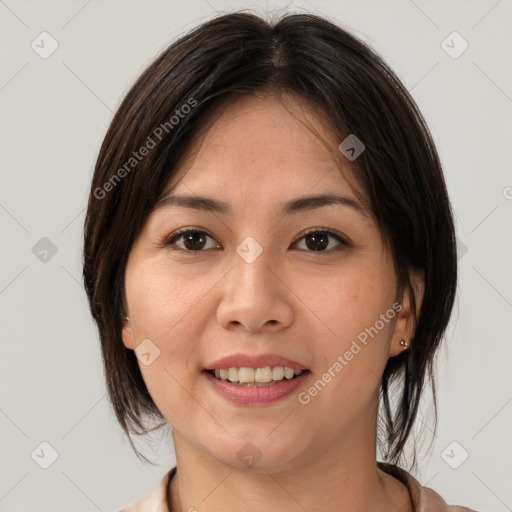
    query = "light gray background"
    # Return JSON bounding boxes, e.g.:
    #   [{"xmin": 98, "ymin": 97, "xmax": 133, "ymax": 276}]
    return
[{"xmin": 1, "ymin": 0, "xmax": 511, "ymax": 511}]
